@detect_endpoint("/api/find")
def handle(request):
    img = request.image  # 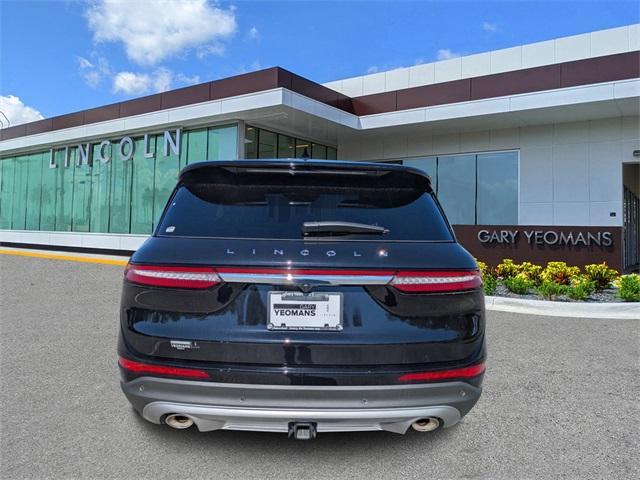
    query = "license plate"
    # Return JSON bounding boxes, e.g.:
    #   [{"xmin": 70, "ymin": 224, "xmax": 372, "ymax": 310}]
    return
[{"xmin": 268, "ymin": 292, "xmax": 343, "ymax": 331}]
